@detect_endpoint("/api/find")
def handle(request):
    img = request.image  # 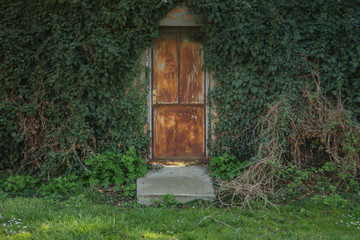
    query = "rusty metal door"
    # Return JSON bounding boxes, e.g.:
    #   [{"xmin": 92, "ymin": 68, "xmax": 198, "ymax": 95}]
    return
[{"xmin": 152, "ymin": 29, "xmax": 205, "ymax": 160}]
